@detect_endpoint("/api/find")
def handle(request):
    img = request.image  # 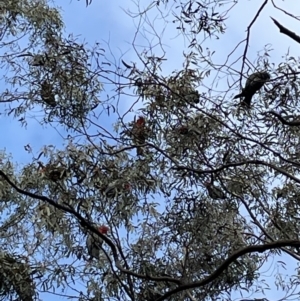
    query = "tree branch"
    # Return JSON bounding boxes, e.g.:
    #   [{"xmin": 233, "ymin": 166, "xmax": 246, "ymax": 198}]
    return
[
  {"xmin": 267, "ymin": 110, "xmax": 300, "ymax": 126},
  {"xmin": 271, "ymin": 17, "xmax": 300, "ymax": 44},
  {"xmin": 175, "ymin": 159, "xmax": 300, "ymax": 185},
  {"xmin": 156, "ymin": 240, "xmax": 300, "ymax": 301},
  {"xmin": 0, "ymin": 169, "xmax": 181, "ymax": 285}
]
